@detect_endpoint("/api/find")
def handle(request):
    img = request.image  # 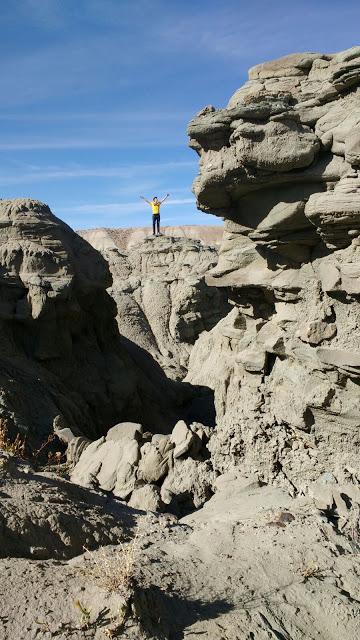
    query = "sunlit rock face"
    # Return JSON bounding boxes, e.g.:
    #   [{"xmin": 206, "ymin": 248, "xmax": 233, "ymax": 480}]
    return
[
  {"xmin": 79, "ymin": 233, "xmax": 230, "ymax": 380},
  {"xmin": 187, "ymin": 47, "xmax": 360, "ymax": 492}
]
